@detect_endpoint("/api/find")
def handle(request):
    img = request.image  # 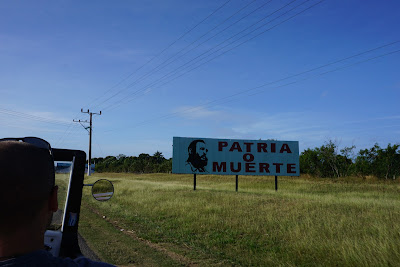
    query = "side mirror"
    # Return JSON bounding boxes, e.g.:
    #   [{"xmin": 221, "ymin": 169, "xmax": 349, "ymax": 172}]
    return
[{"xmin": 91, "ymin": 179, "xmax": 114, "ymax": 201}]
